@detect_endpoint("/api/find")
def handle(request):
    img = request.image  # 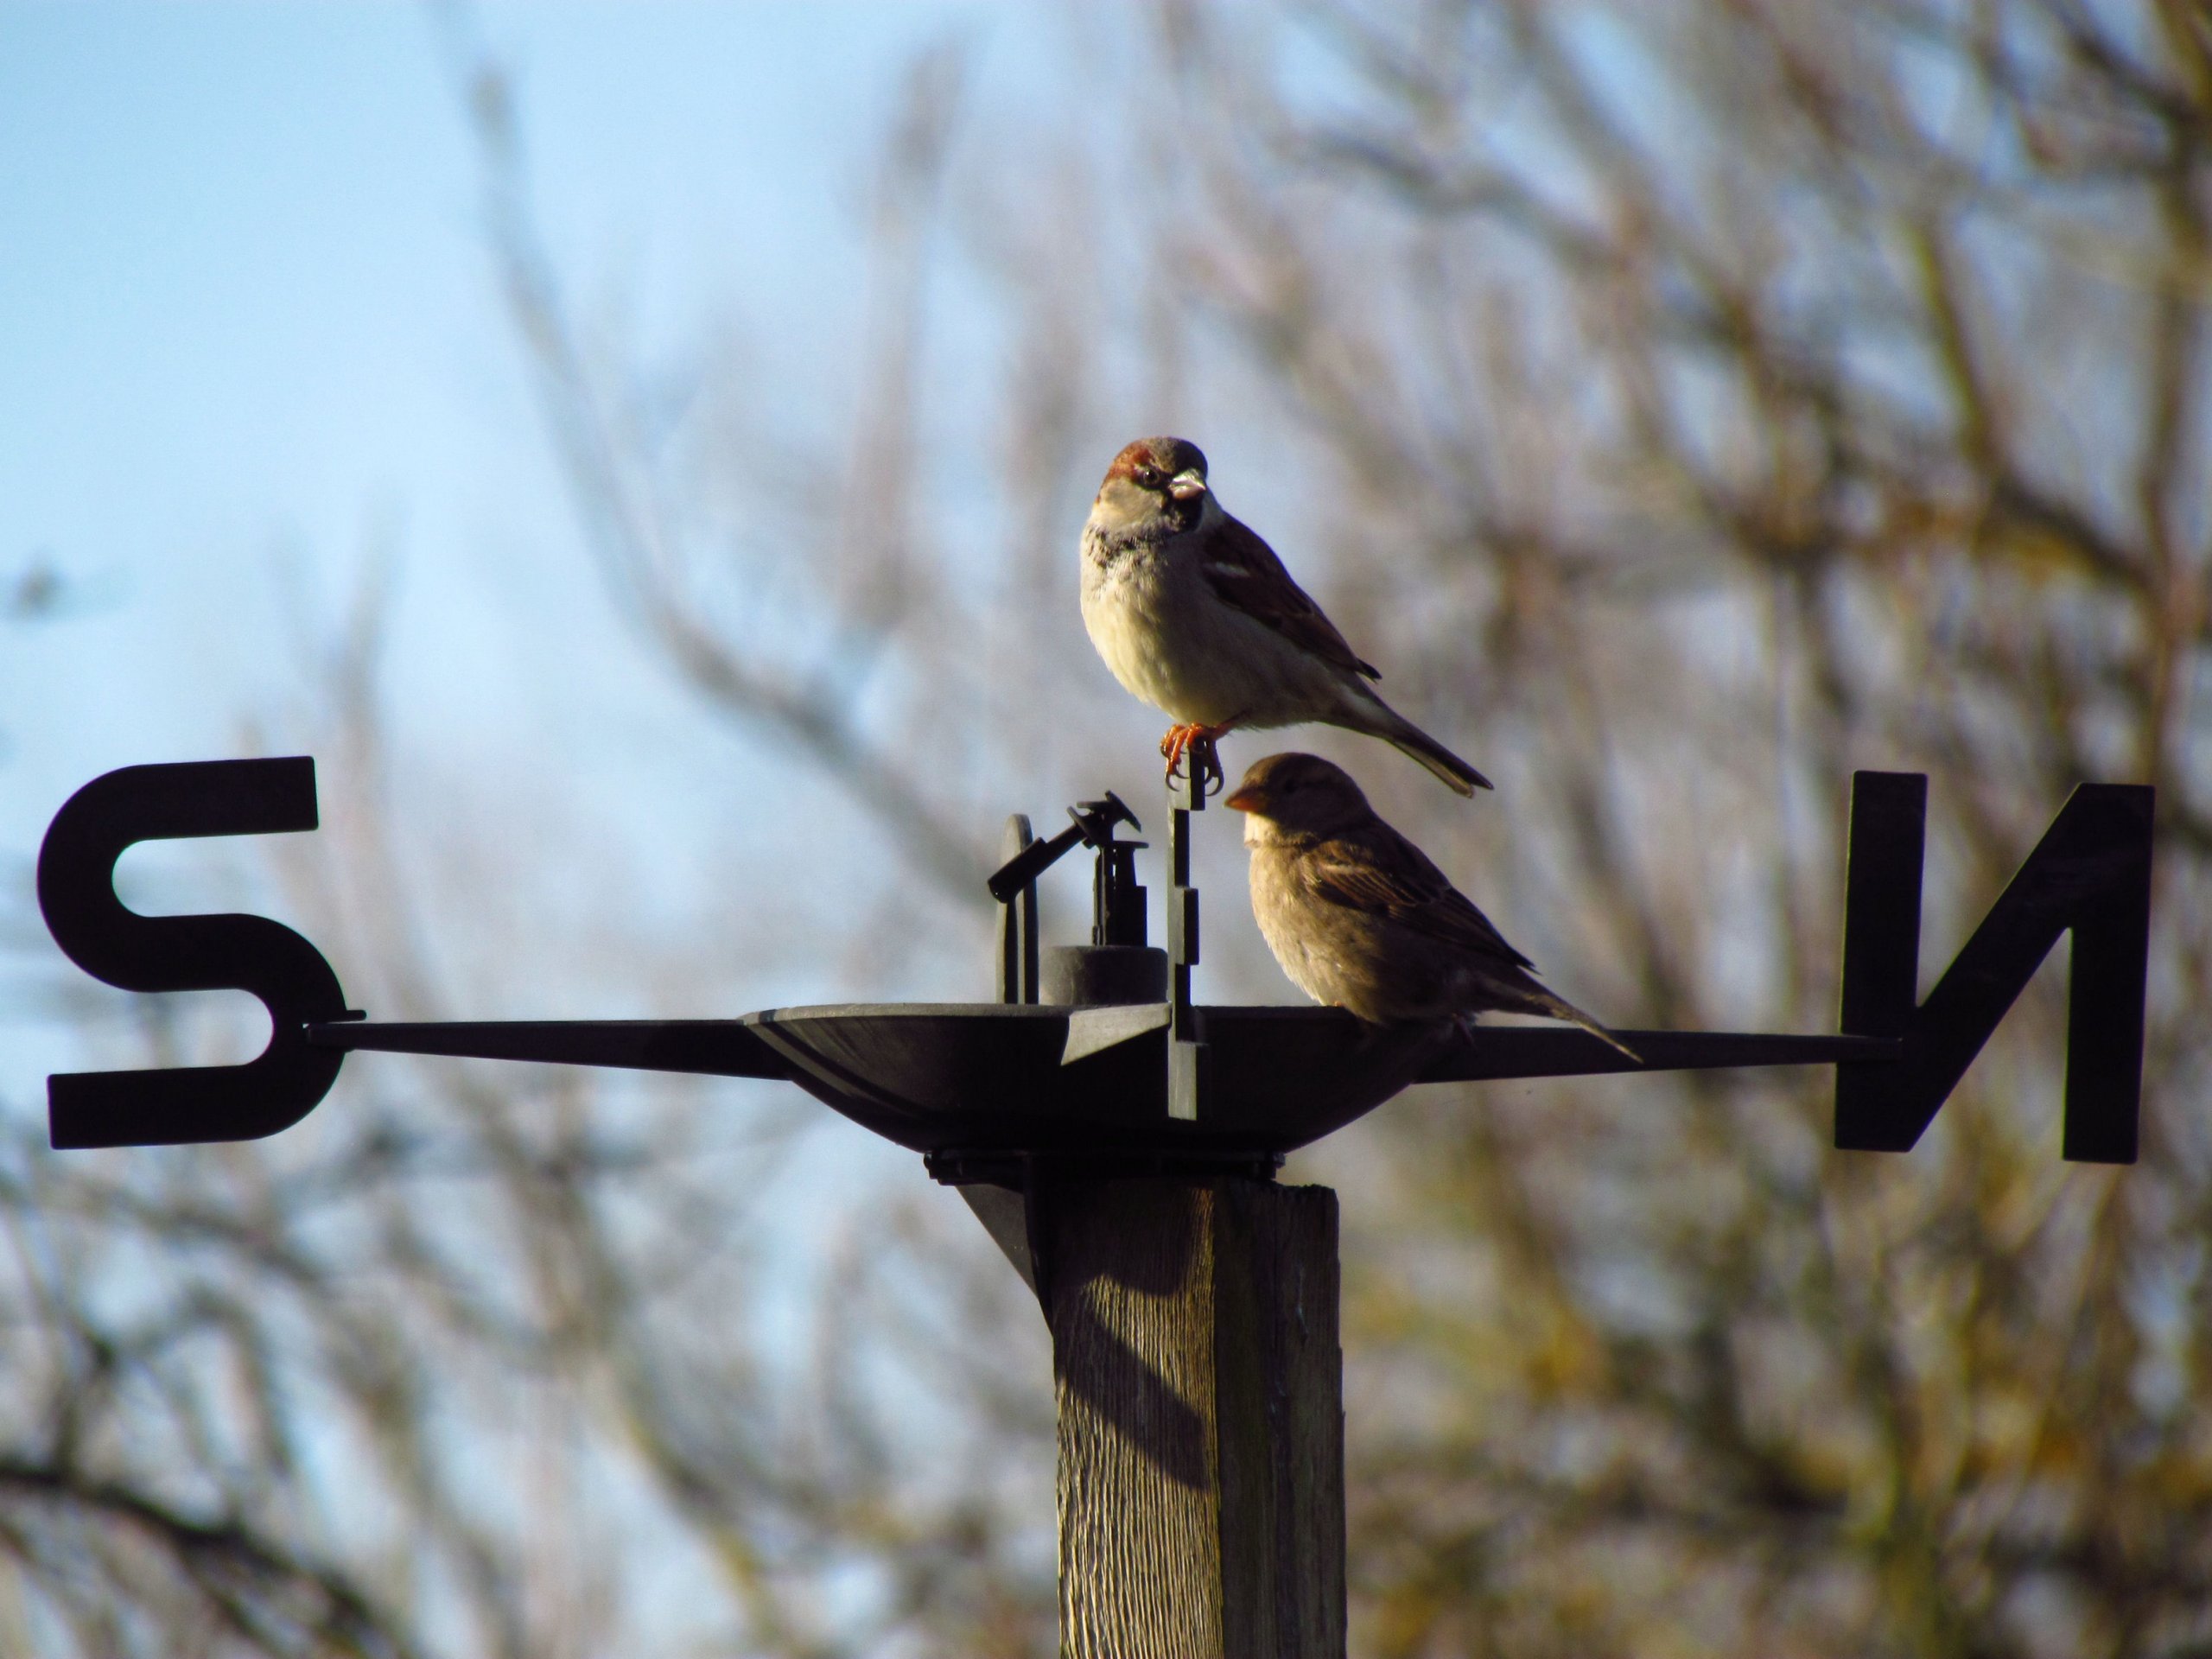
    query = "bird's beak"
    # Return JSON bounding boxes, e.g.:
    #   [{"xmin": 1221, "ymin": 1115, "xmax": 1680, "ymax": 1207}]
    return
[
  {"xmin": 1167, "ymin": 470, "xmax": 1208, "ymax": 502},
  {"xmin": 1224, "ymin": 786, "xmax": 1260, "ymax": 813}
]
